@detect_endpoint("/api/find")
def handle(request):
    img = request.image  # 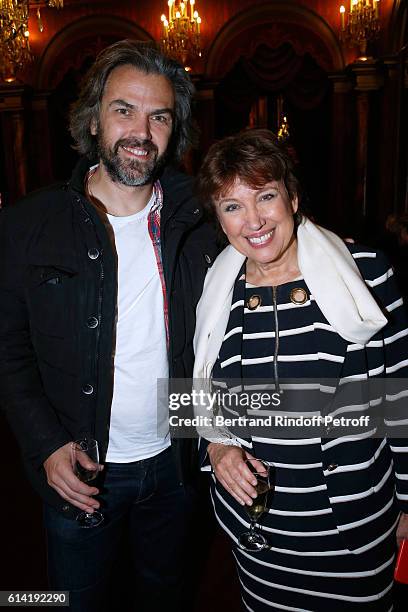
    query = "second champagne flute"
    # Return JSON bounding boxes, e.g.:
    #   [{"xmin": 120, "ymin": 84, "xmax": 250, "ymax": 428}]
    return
[
  {"xmin": 238, "ymin": 458, "xmax": 273, "ymax": 552},
  {"xmin": 71, "ymin": 438, "xmax": 104, "ymax": 528}
]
